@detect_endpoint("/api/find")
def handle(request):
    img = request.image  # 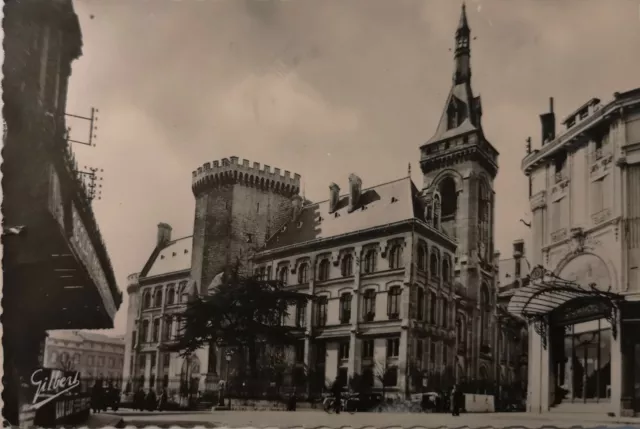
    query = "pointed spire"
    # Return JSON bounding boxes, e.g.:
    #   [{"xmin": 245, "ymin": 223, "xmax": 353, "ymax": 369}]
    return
[
  {"xmin": 457, "ymin": 2, "xmax": 469, "ymax": 35},
  {"xmin": 453, "ymin": 1, "xmax": 471, "ymax": 85}
]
